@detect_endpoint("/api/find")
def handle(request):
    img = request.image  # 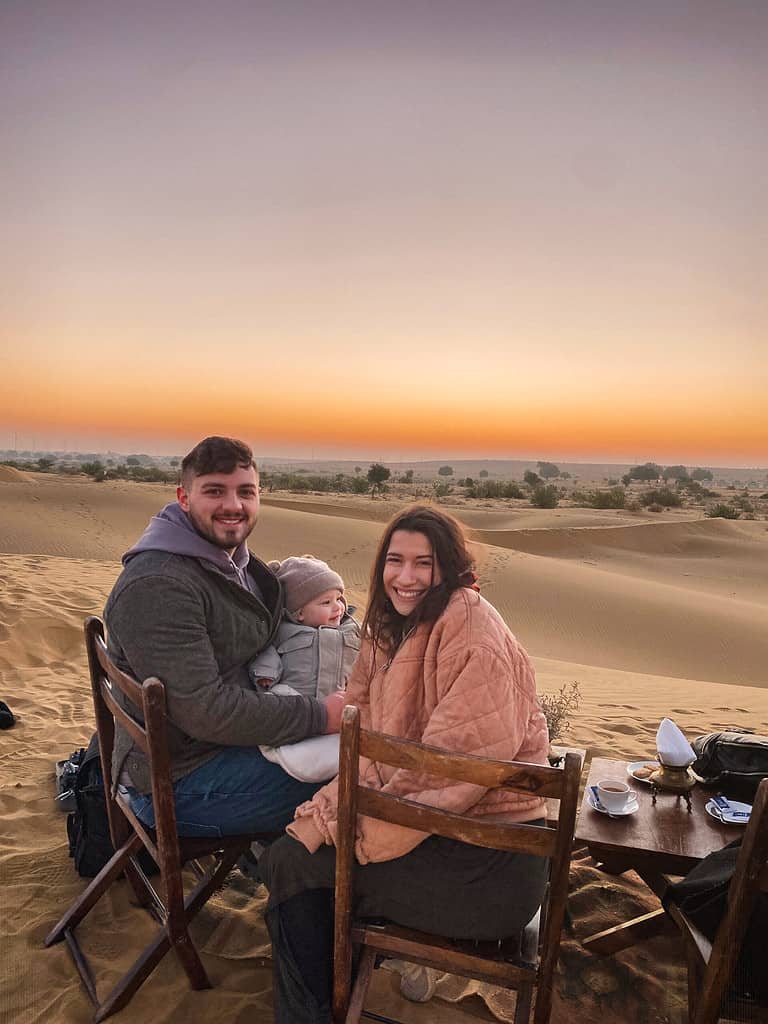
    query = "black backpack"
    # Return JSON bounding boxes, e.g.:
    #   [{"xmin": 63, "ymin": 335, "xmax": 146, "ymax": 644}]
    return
[
  {"xmin": 64, "ymin": 732, "xmax": 156, "ymax": 878},
  {"xmin": 64, "ymin": 733, "xmax": 116, "ymax": 877}
]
